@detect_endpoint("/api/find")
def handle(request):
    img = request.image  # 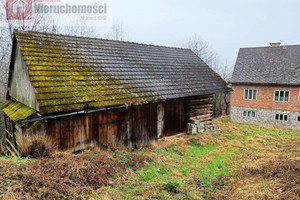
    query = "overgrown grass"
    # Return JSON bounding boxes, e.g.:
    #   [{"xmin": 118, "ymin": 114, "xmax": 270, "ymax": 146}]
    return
[
  {"xmin": 97, "ymin": 117, "xmax": 299, "ymax": 199},
  {"xmin": 0, "ymin": 116, "xmax": 299, "ymax": 199}
]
